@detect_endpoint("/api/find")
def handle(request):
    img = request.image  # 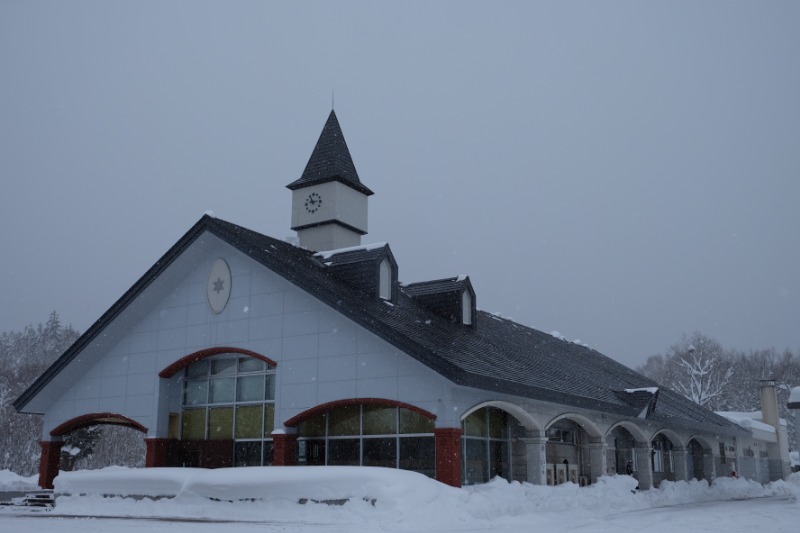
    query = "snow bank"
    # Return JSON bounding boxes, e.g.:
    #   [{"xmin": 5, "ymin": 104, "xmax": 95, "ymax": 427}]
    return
[
  {"xmin": 181, "ymin": 466, "xmax": 457, "ymax": 507},
  {"xmin": 0, "ymin": 469, "xmax": 39, "ymax": 491},
  {"xmin": 44, "ymin": 468, "xmax": 800, "ymax": 529},
  {"xmin": 55, "ymin": 466, "xmax": 453, "ymax": 504},
  {"xmin": 55, "ymin": 466, "xmax": 193, "ymax": 497}
]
